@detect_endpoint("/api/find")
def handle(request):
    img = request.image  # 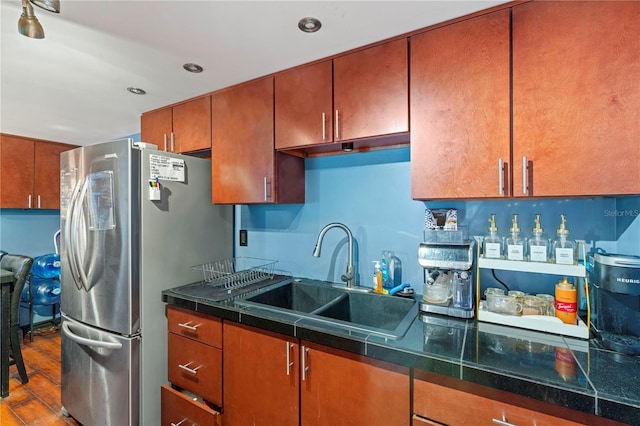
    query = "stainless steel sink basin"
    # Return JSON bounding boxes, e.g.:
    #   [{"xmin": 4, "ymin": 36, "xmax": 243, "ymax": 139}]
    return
[
  {"xmin": 237, "ymin": 279, "xmax": 418, "ymax": 339},
  {"xmin": 315, "ymin": 291, "xmax": 416, "ymax": 332},
  {"xmin": 243, "ymin": 280, "xmax": 346, "ymax": 313}
]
